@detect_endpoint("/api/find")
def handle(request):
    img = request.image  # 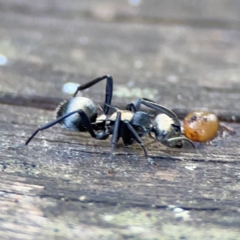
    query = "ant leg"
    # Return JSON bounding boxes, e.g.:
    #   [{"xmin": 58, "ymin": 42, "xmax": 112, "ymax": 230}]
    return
[
  {"xmin": 123, "ymin": 121, "xmax": 155, "ymax": 165},
  {"xmin": 109, "ymin": 112, "xmax": 121, "ymax": 165},
  {"xmin": 126, "ymin": 103, "xmax": 137, "ymax": 112},
  {"xmin": 134, "ymin": 98, "xmax": 178, "ymax": 120},
  {"xmin": 123, "ymin": 121, "xmax": 148, "ymax": 157},
  {"xmin": 77, "ymin": 111, "xmax": 109, "ymax": 140},
  {"xmin": 26, "ymin": 110, "xmax": 109, "ymax": 145},
  {"xmin": 134, "ymin": 98, "xmax": 157, "ymax": 111},
  {"xmin": 166, "ymin": 136, "xmax": 195, "ymax": 149},
  {"xmin": 26, "ymin": 111, "xmax": 82, "ymax": 145},
  {"xmin": 126, "ymin": 98, "xmax": 157, "ymax": 112},
  {"xmin": 73, "ymin": 75, "xmax": 113, "ymax": 114}
]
